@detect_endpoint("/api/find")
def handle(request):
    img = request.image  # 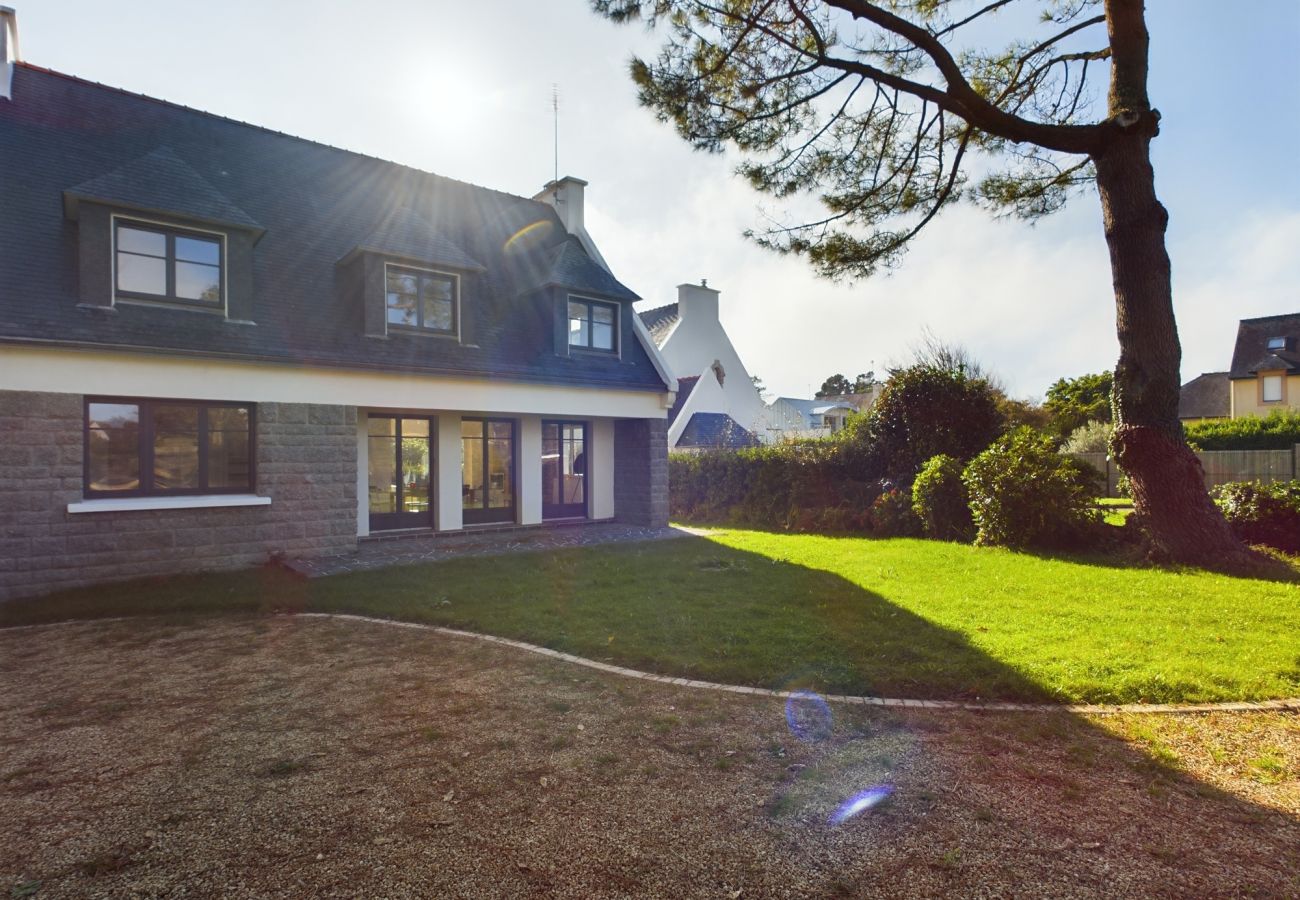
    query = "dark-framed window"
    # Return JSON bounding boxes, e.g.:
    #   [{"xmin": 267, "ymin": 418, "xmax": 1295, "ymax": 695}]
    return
[
  {"xmin": 114, "ymin": 218, "xmax": 224, "ymax": 307},
  {"xmin": 84, "ymin": 398, "xmax": 254, "ymax": 497},
  {"xmin": 567, "ymin": 297, "xmax": 617, "ymax": 352},
  {"xmin": 385, "ymin": 263, "xmax": 458, "ymax": 335}
]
